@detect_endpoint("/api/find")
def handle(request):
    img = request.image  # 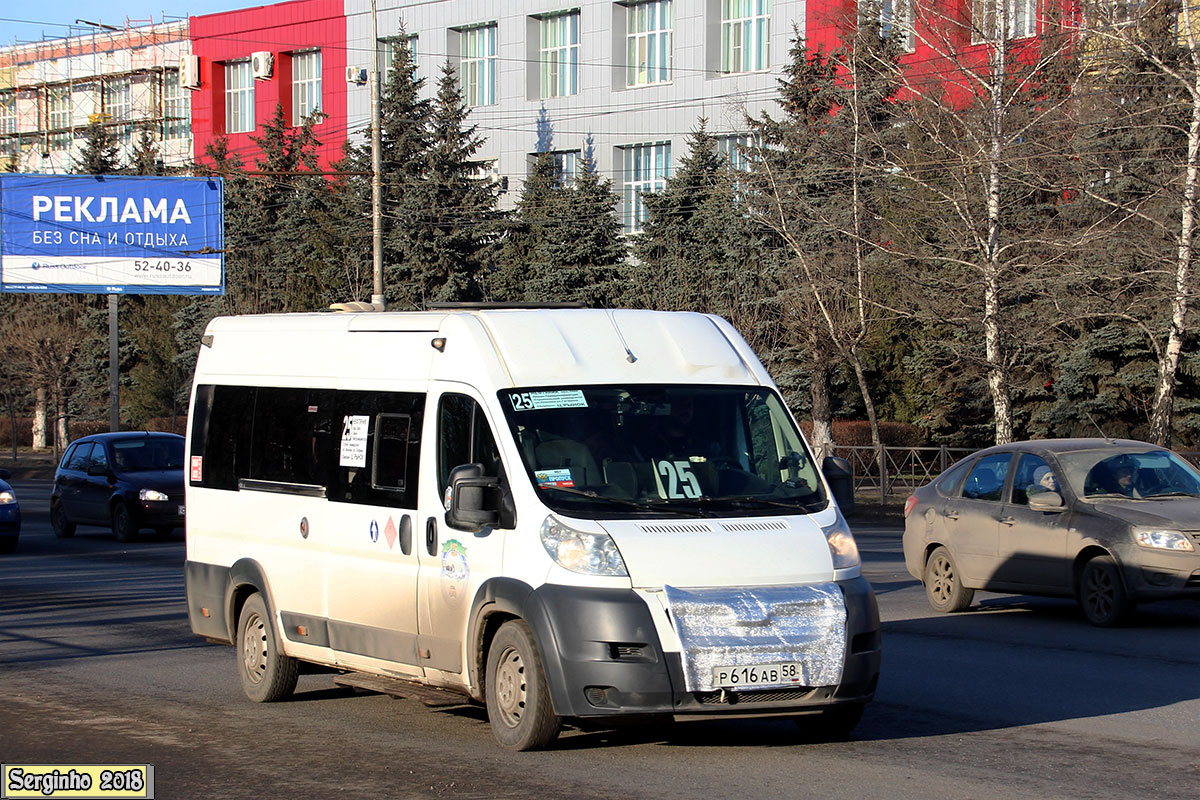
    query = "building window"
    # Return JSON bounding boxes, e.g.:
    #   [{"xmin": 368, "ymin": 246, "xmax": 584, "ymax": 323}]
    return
[
  {"xmin": 628, "ymin": 0, "xmax": 673, "ymax": 87},
  {"xmin": 622, "ymin": 141, "xmax": 671, "ymax": 233},
  {"xmin": 47, "ymin": 86, "xmax": 71, "ymax": 150},
  {"xmin": 541, "ymin": 11, "xmax": 580, "ymax": 98},
  {"xmin": 716, "ymin": 133, "xmax": 758, "ymax": 171},
  {"xmin": 973, "ymin": 0, "xmax": 1038, "ymax": 42},
  {"xmin": 460, "ymin": 24, "xmax": 498, "ymax": 107},
  {"xmin": 381, "ymin": 35, "xmax": 418, "ymax": 74},
  {"xmin": 292, "ymin": 50, "xmax": 322, "ymax": 125},
  {"xmin": 0, "ymin": 93, "xmax": 15, "ymax": 155},
  {"xmin": 102, "ymin": 77, "xmax": 132, "ymax": 145},
  {"xmin": 721, "ymin": 0, "xmax": 770, "ymax": 74},
  {"xmin": 878, "ymin": 0, "xmax": 916, "ymax": 51},
  {"xmin": 225, "ymin": 60, "xmax": 254, "ymax": 134},
  {"xmin": 551, "ymin": 149, "xmax": 580, "ymax": 184},
  {"xmin": 163, "ymin": 70, "xmax": 190, "ymax": 140}
]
